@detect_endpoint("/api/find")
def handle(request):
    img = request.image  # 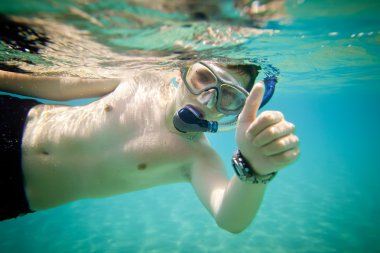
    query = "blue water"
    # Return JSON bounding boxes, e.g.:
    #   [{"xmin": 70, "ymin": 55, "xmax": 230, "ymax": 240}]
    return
[{"xmin": 1, "ymin": 0, "xmax": 380, "ymax": 252}]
